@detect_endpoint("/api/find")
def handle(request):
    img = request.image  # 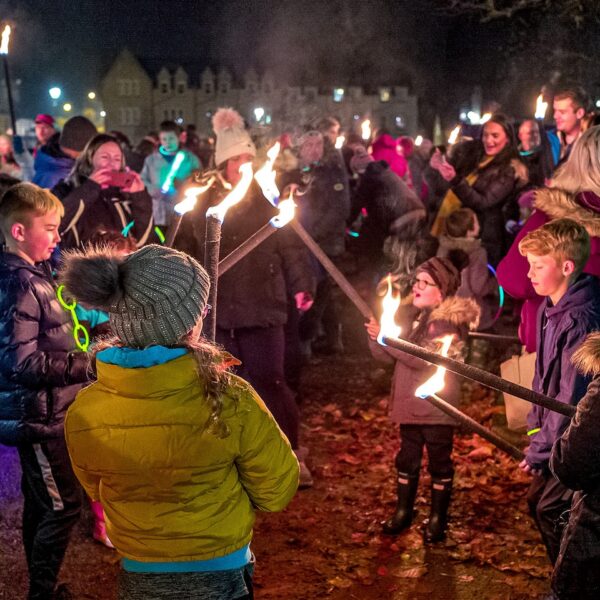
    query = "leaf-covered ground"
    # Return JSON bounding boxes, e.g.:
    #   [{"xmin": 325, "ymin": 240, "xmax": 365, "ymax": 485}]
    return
[{"xmin": 0, "ymin": 347, "xmax": 552, "ymax": 599}]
